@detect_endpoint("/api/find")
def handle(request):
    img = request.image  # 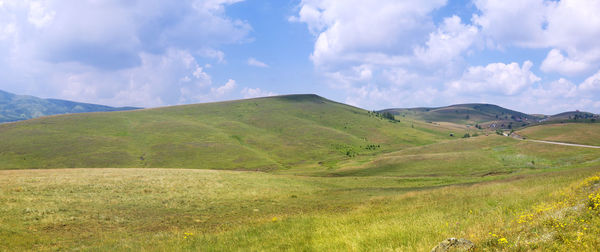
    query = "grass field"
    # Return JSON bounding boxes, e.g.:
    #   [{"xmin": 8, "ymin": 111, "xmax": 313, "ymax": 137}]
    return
[
  {"xmin": 324, "ymin": 135, "xmax": 600, "ymax": 178},
  {"xmin": 1, "ymin": 95, "xmax": 599, "ymax": 251},
  {"xmin": 1, "ymin": 166, "xmax": 599, "ymax": 251},
  {"xmin": 518, "ymin": 123, "xmax": 600, "ymax": 146}
]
